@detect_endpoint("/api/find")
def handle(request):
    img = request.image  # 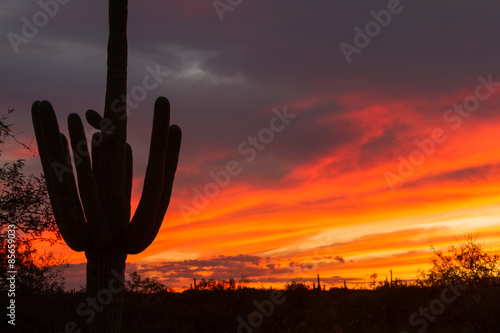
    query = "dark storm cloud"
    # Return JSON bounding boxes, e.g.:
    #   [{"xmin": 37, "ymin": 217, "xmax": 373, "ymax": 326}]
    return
[
  {"xmin": 3, "ymin": 0, "xmax": 499, "ymax": 189},
  {"xmin": 135, "ymin": 1, "xmax": 500, "ymax": 96}
]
